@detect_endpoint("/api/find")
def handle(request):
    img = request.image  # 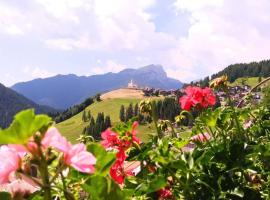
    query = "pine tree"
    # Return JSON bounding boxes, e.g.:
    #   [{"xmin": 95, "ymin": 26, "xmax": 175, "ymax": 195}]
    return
[
  {"xmin": 120, "ymin": 105, "xmax": 126, "ymax": 122},
  {"xmin": 94, "ymin": 112, "xmax": 105, "ymax": 140},
  {"xmin": 87, "ymin": 110, "xmax": 91, "ymax": 121},
  {"xmin": 125, "ymin": 103, "xmax": 134, "ymax": 122},
  {"xmin": 88, "ymin": 117, "xmax": 95, "ymax": 136},
  {"xmin": 104, "ymin": 116, "xmax": 111, "ymax": 129},
  {"xmin": 95, "ymin": 93, "xmax": 101, "ymax": 102},
  {"xmin": 82, "ymin": 110, "xmax": 87, "ymax": 122},
  {"xmin": 134, "ymin": 103, "xmax": 139, "ymax": 116}
]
